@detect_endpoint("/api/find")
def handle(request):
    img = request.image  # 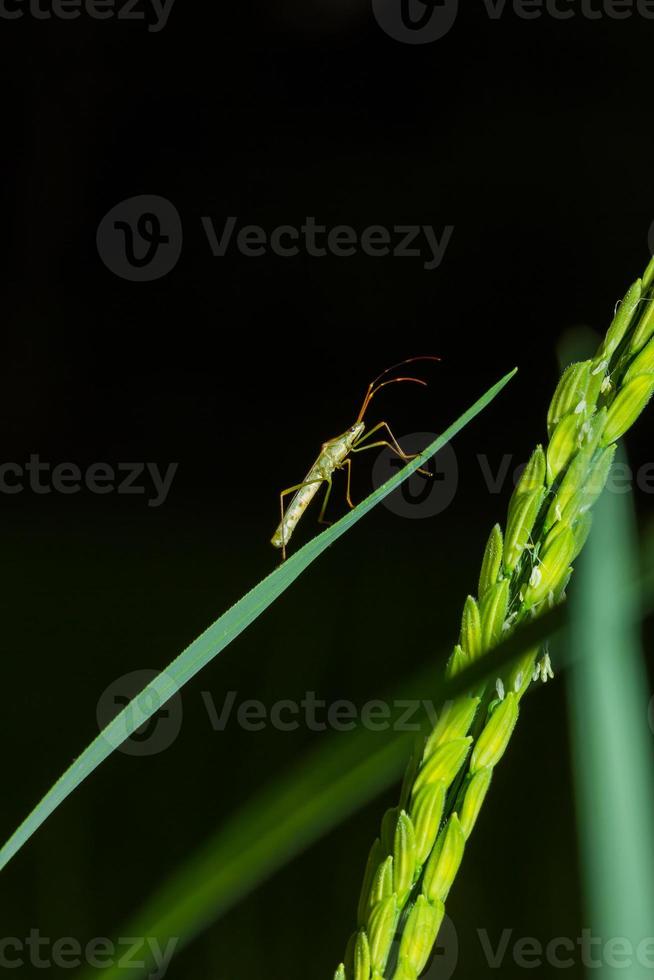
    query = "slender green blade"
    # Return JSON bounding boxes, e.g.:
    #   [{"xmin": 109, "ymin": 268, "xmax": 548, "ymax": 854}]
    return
[
  {"xmin": 0, "ymin": 368, "xmax": 516, "ymax": 874},
  {"xmin": 567, "ymin": 459, "xmax": 654, "ymax": 978}
]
